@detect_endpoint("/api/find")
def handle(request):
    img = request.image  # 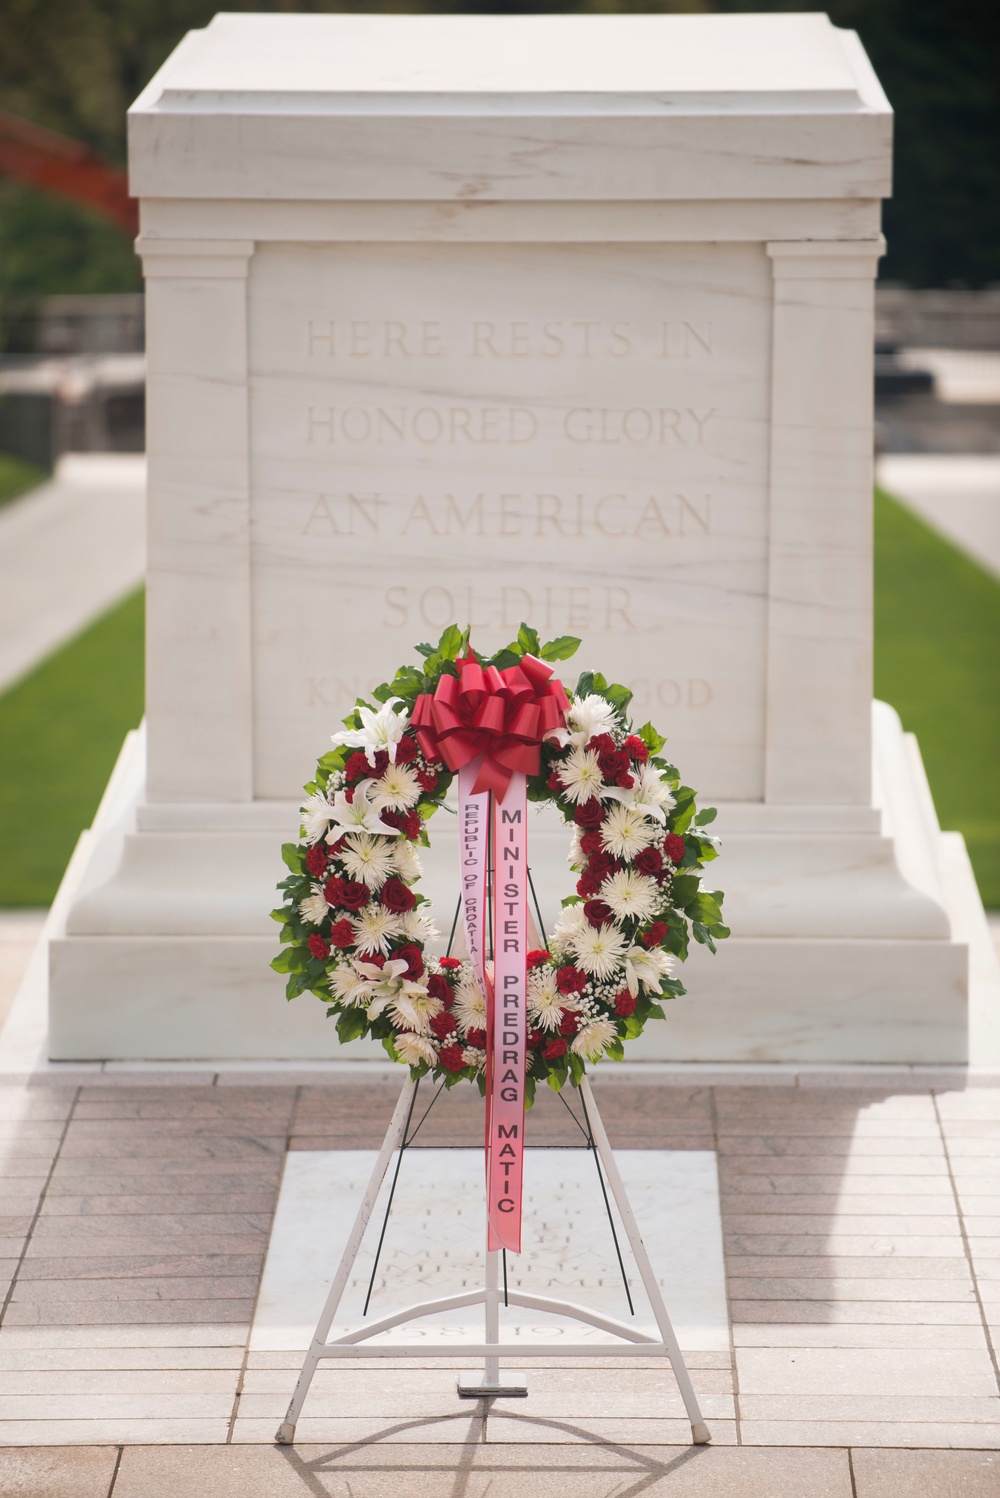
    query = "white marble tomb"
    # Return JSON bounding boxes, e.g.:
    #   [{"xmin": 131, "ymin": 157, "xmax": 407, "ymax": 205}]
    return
[{"xmin": 47, "ymin": 12, "xmax": 981, "ymax": 1061}]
